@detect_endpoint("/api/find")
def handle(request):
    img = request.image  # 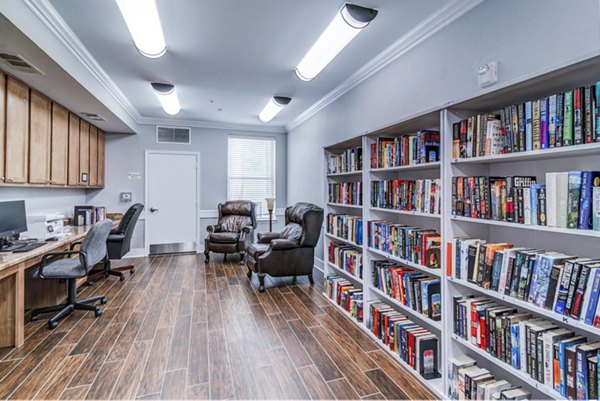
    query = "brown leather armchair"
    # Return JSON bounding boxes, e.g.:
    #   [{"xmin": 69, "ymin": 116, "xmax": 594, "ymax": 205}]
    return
[
  {"xmin": 246, "ymin": 202, "xmax": 324, "ymax": 292},
  {"xmin": 204, "ymin": 200, "xmax": 257, "ymax": 264}
]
